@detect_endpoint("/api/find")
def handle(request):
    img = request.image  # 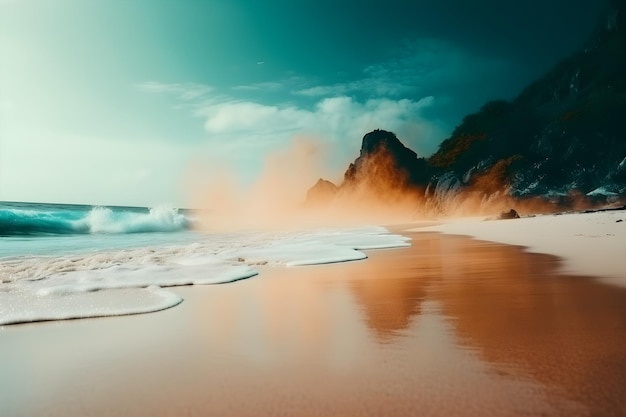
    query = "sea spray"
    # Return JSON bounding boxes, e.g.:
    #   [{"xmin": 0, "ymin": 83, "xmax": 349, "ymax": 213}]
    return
[{"xmin": 74, "ymin": 206, "xmax": 189, "ymax": 234}]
